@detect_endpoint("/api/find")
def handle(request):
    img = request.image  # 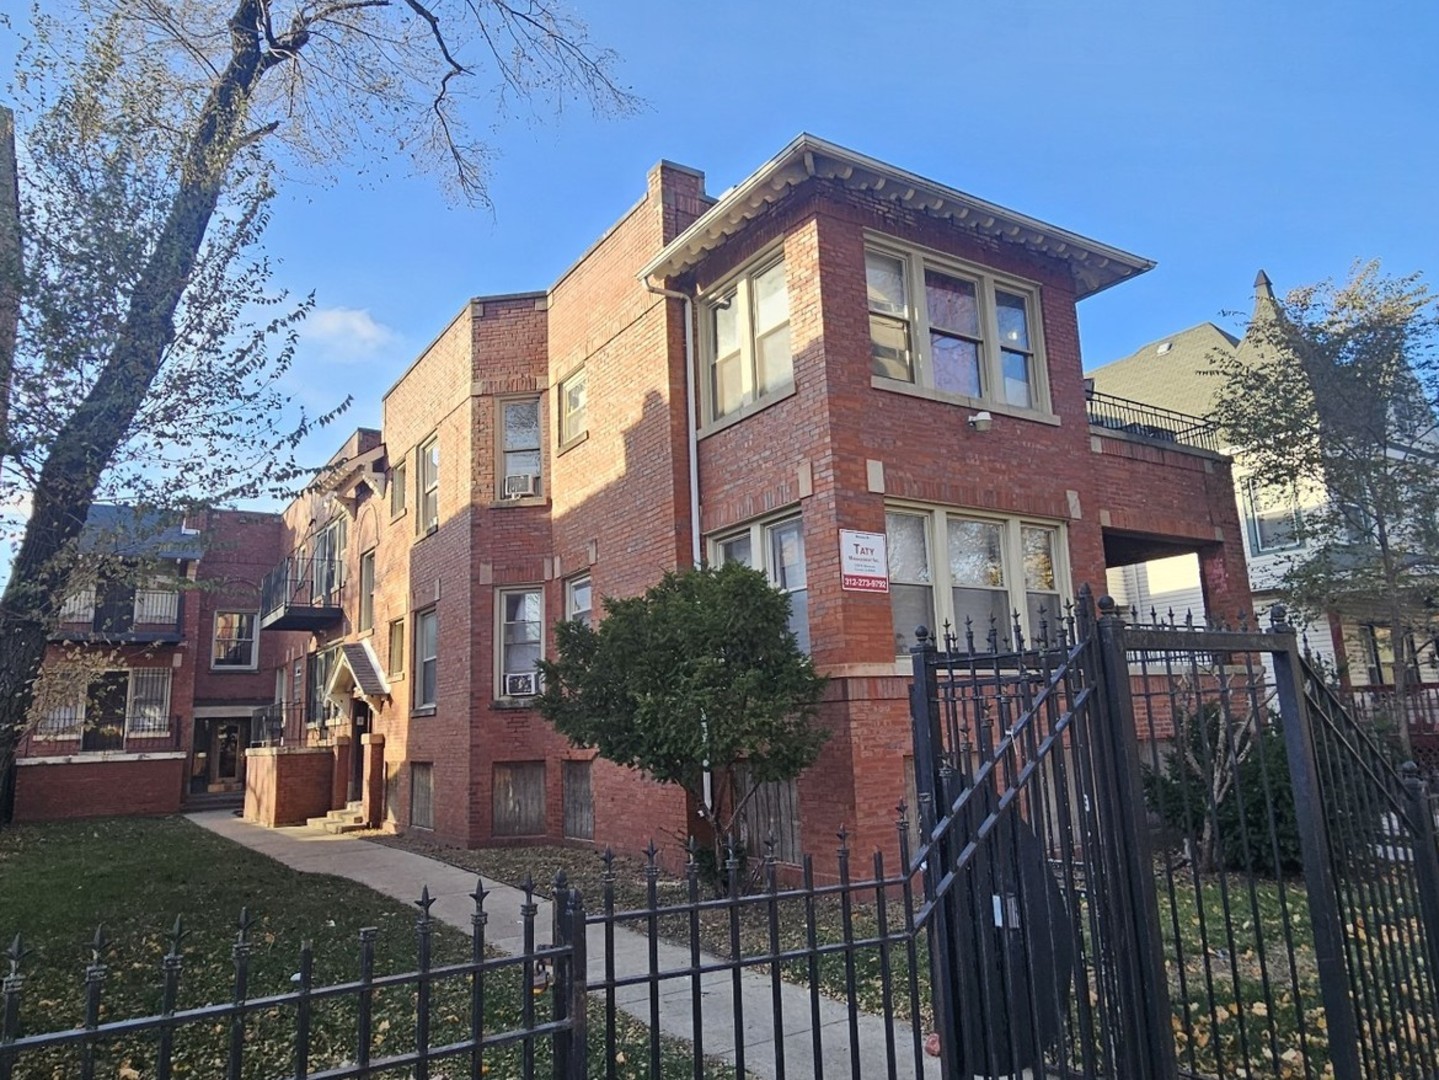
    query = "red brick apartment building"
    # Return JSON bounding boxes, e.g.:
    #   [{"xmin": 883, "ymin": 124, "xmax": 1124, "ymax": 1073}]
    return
[
  {"xmin": 17, "ymin": 135, "xmax": 1253, "ymax": 871},
  {"xmin": 13, "ymin": 506, "xmax": 286, "ymax": 821}
]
